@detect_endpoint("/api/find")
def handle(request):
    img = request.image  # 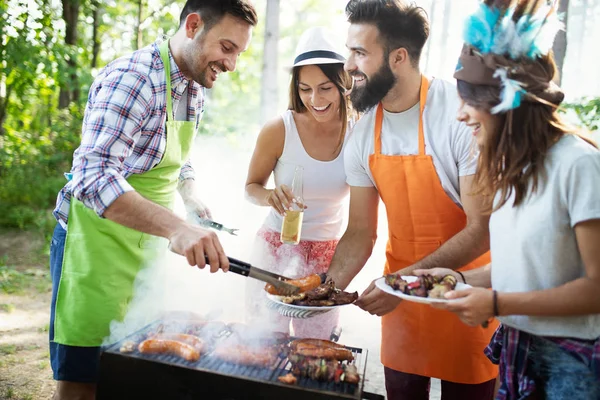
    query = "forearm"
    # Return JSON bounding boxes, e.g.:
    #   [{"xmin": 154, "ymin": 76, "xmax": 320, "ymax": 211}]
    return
[
  {"xmin": 327, "ymin": 229, "xmax": 376, "ymax": 290},
  {"xmin": 401, "ymin": 222, "xmax": 489, "ymax": 275},
  {"xmin": 463, "ymin": 264, "xmax": 492, "ymax": 288},
  {"xmin": 103, "ymin": 191, "xmax": 184, "ymax": 239},
  {"xmin": 245, "ymin": 183, "xmax": 271, "ymax": 207},
  {"xmin": 178, "ymin": 179, "xmax": 196, "ymax": 202},
  {"xmin": 498, "ymin": 277, "xmax": 600, "ymax": 317}
]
